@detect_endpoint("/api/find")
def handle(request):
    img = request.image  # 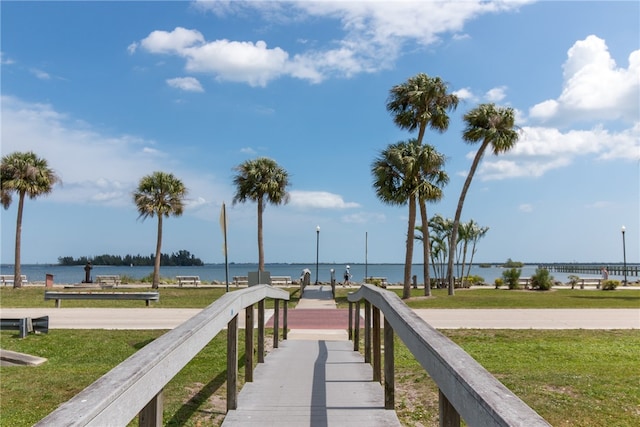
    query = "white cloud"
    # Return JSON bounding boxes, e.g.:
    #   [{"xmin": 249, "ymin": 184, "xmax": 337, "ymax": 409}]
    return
[
  {"xmin": 0, "ymin": 95, "xmax": 229, "ymax": 214},
  {"xmin": 289, "ymin": 191, "xmax": 360, "ymax": 209},
  {"xmin": 518, "ymin": 204, "xmax": 533, "ymax": 213},
  {"xmin": 30, "ymin": 68, "xmax": 51, "ymax": 80},
  {"xmin": 476, "ymin": 124, "xmax": 639, "ymax": 180},
  {"xmin": 485, "ymin": 86, "xmax": 507, "ymax": 102},
  {"xmin": 240, "ymin": 147, "xmax": 257, "ymax": 155},
  {"xmin": 166, "ymin": 76, "xmax": 204, "ymax": 92},
  {"xmin": 140, "ymin": 2, "xmax": 532, "ymax": 86},
  {"xmin": 342, "ymin": 212, "xmax": 386, "ymax": 224},
  {"xmin": 529, "ymin": 35, "xmax": 640, "ymax": 125},
  {"xmin": 453, "ymin": 87, "xmax": 475, "ymax": 101}
]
